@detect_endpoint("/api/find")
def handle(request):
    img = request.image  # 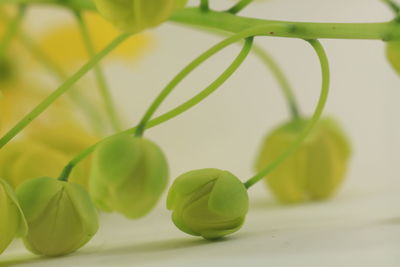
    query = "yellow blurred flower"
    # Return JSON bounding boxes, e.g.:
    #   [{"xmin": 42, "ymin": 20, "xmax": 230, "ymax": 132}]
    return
[{"xmin": 38, "ymin": 12, "xmax": 154, "ymax": 69}]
